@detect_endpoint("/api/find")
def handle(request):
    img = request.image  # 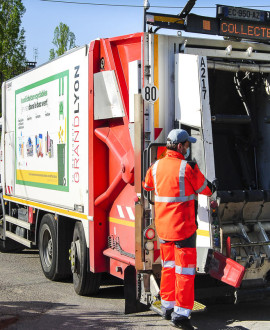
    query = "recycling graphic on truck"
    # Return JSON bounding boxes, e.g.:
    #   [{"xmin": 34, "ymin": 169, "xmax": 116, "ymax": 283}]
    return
[{"xmin": 16, "ymin": 73, "xmax": 68, "ymax": 191}]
